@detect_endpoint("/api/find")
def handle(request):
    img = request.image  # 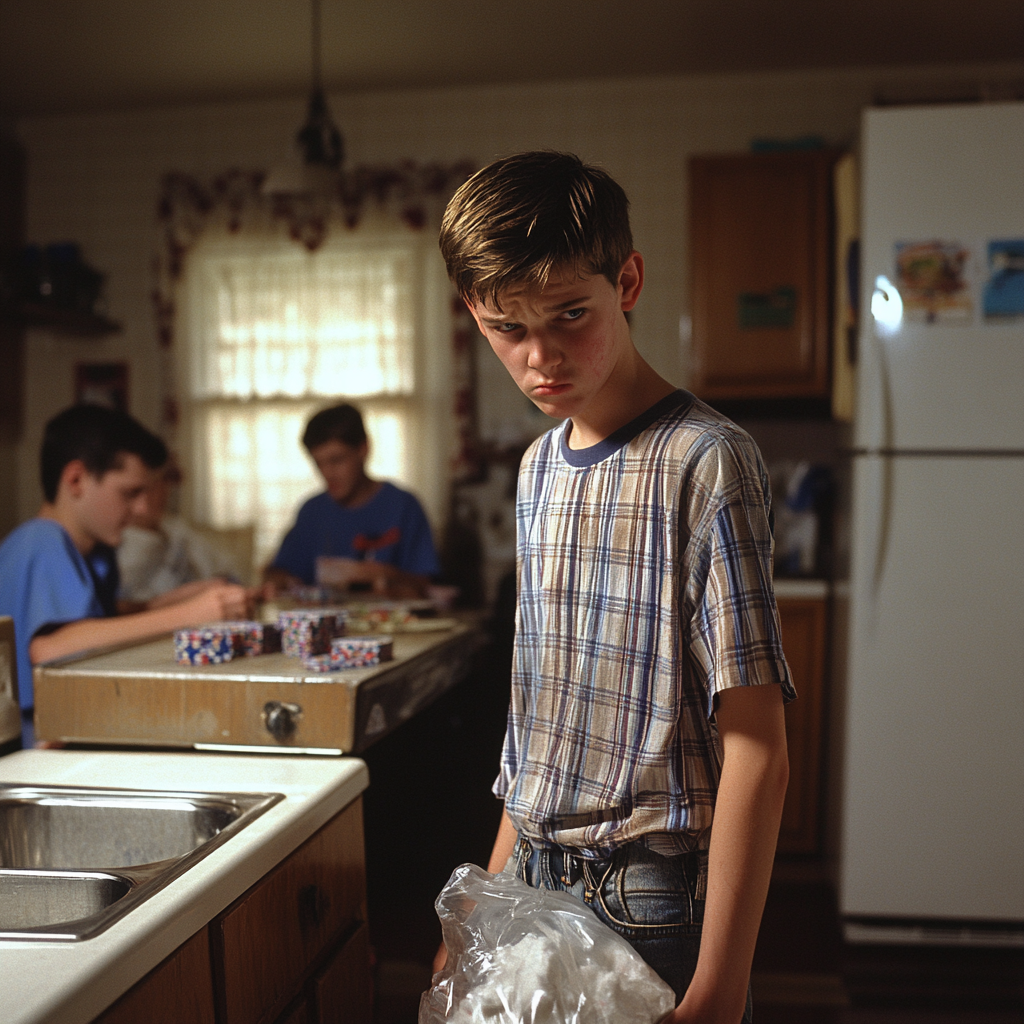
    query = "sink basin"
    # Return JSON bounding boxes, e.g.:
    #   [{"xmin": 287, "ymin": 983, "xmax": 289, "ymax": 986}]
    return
[
  {"xmin": 0, "ymin": 784, "xmax": 282, "ymax": 940},
  {"xmin": 0, "ymin": 870, "xmax": 131, "ymax": 934},
  {"xmin": 0, "ymin": 786, "xmax": 265, "ymax": 869}
]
